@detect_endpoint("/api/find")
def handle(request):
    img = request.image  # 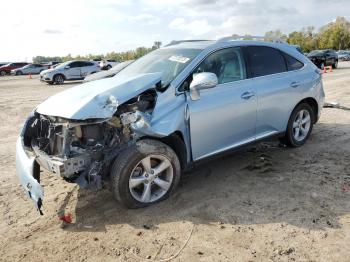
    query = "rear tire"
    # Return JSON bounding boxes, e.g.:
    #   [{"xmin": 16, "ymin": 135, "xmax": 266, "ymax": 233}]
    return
[
  {"xmin": 110, "ymin": 139, "xmax": 181, "ymax": 209},
  {"xmin": 16, "ymin": 71, "xmax": 22, "ymax": 75},
  {"xmin": 0, "ymin": 71, "xmax": 6, "ymax": 76},
  {"xmin": 53, "ymin": 74, "xmax": 65, "ymax": 85},
  {"xmin": 284, "ymin": 103, "xmax": 315, "ymax": 147}
]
